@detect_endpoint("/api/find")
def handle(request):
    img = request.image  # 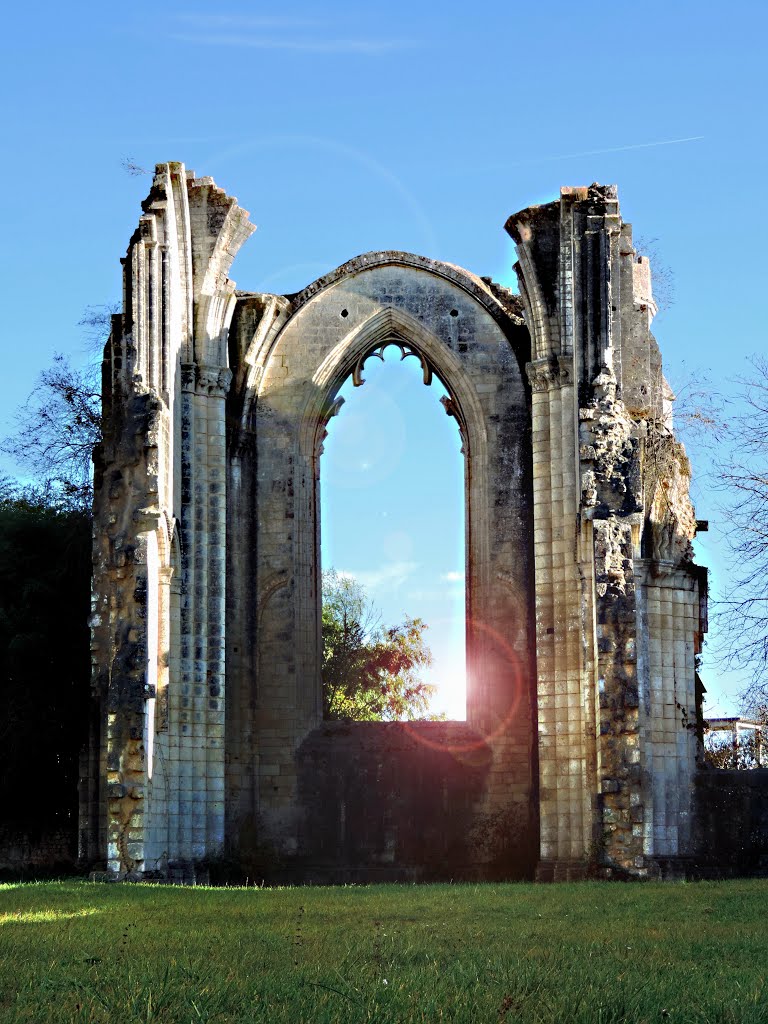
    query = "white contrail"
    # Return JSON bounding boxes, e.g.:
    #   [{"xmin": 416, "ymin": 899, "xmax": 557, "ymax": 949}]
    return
[
  {"xmin": 487, "ymin": 136, "xmax": 706, "ymax": 170},
  {"xmin": 171, "ymin": 32, "xmax": 417, "ymax": 53},
  {"xmin": 174, "ymin": 13, "xmax": 323, "ymax": 29},
  {"xmin": 549, "ymin": 135, "xmax": 706, "ymax": 160}
]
